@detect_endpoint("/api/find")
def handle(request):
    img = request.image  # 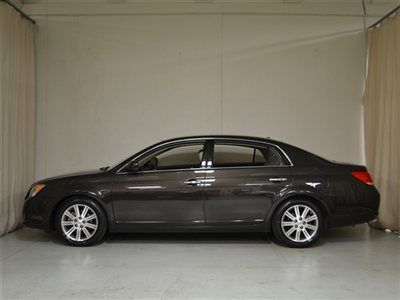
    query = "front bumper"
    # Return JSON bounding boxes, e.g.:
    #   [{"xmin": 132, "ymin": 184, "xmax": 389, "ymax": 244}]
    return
[{"xmin": 23, "ymin": 197, "xmax": 53, "ymax": 232}]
